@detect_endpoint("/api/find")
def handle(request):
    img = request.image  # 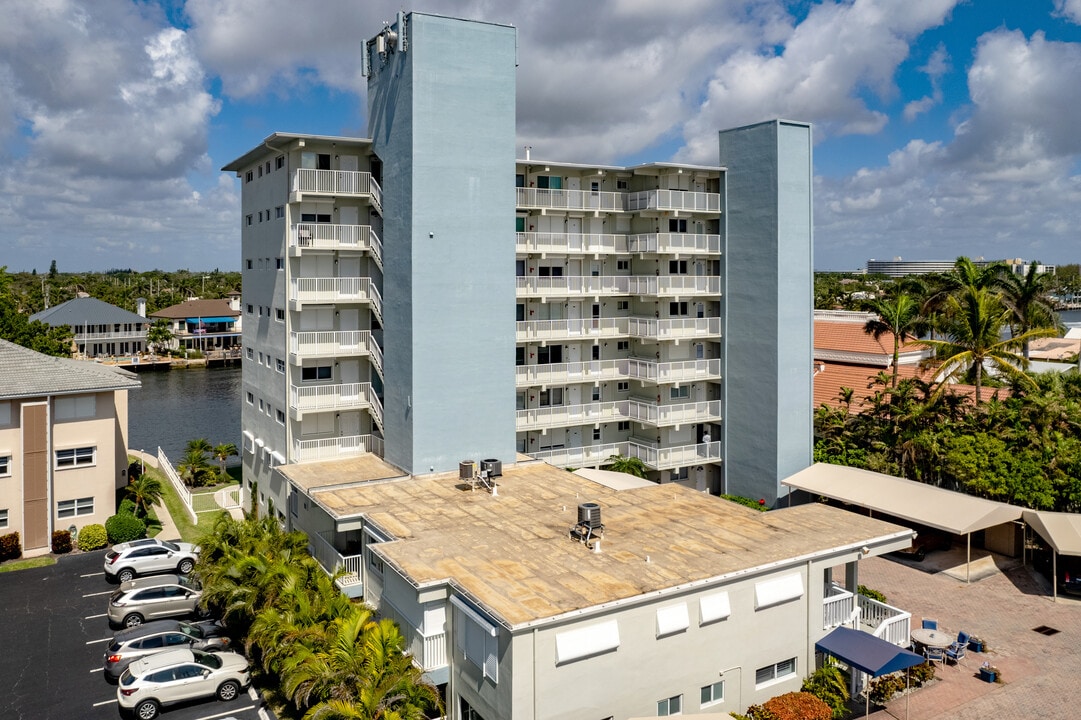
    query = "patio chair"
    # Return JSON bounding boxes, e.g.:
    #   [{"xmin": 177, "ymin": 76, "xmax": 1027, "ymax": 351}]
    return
[
  {"xmin": 924, "ymin": 645, "xmax": 945, "ymax": 666},
  {"xmin": 921, "ymin": 618, "xmax": 938, "ymax": 630},
  {"xmin": 946, "ymin": 632, "xmax": 969, "ymax": 669}
]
